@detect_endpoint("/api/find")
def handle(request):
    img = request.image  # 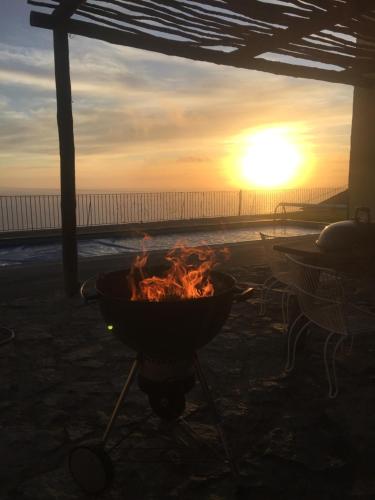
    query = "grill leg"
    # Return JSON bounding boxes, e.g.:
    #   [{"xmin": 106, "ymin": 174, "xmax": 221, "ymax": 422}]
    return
[
  {"xmin": 193, "ymin": 354, "xmax": 238, "ymax": 476},
  {"xmin": 102, "ymin": 358, "xmax": 139, "ymax": 444}
]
